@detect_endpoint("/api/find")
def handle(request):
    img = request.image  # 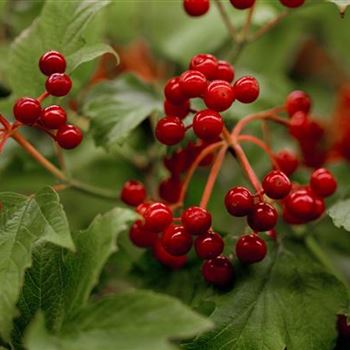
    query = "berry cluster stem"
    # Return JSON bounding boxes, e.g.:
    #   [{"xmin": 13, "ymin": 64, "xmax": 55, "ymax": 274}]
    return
[
  {"xmin": 200, "ymin": 145, "xmax": 228, "ymax": 208},
  {"xmin": 213, "ymin": 0, "xmax": 237, "ymax": 42}
]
